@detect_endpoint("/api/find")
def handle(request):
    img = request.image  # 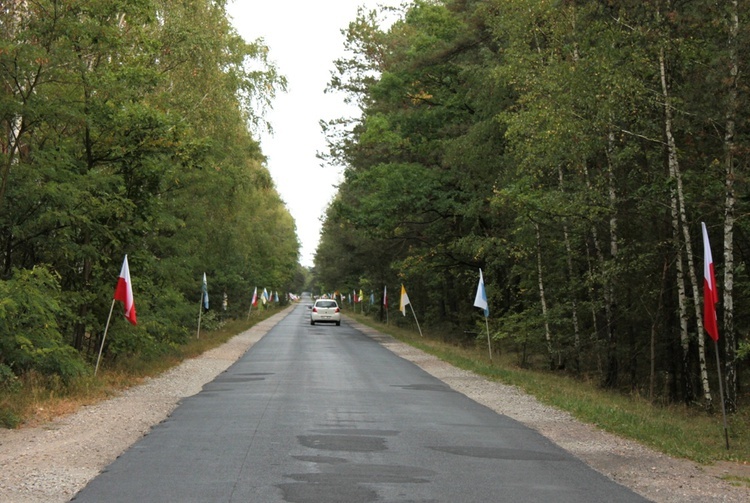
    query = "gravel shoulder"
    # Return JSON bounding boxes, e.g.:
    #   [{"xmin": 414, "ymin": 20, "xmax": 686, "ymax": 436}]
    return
[{"xmin": 0, "ymin": 309, "xmax": 748, "ymax": 503}]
